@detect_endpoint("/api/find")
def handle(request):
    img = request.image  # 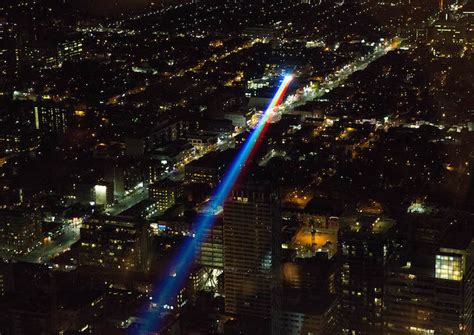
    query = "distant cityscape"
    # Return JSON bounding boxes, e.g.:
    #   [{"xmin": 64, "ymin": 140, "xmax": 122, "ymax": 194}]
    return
[{"xmin": 0, "ymin": 0, "xmax": 474, "ymax": 334}]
